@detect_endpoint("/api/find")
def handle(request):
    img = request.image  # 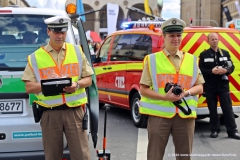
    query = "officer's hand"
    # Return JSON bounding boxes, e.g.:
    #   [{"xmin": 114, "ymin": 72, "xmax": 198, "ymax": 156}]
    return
[
  {"xmin": 212, "ymin": 66, "xmax": 220, "ymax": 74},
  {"xmin": 63, "ymin": 82, "xmax": 78, "ymax": 94},
  {"xmin": 164, "ymin": 87, "xmax": 182, "ymax": 102},
  {"xmin": 218, "ymin": 68, "xmax": 227, "ymax": 75}
]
